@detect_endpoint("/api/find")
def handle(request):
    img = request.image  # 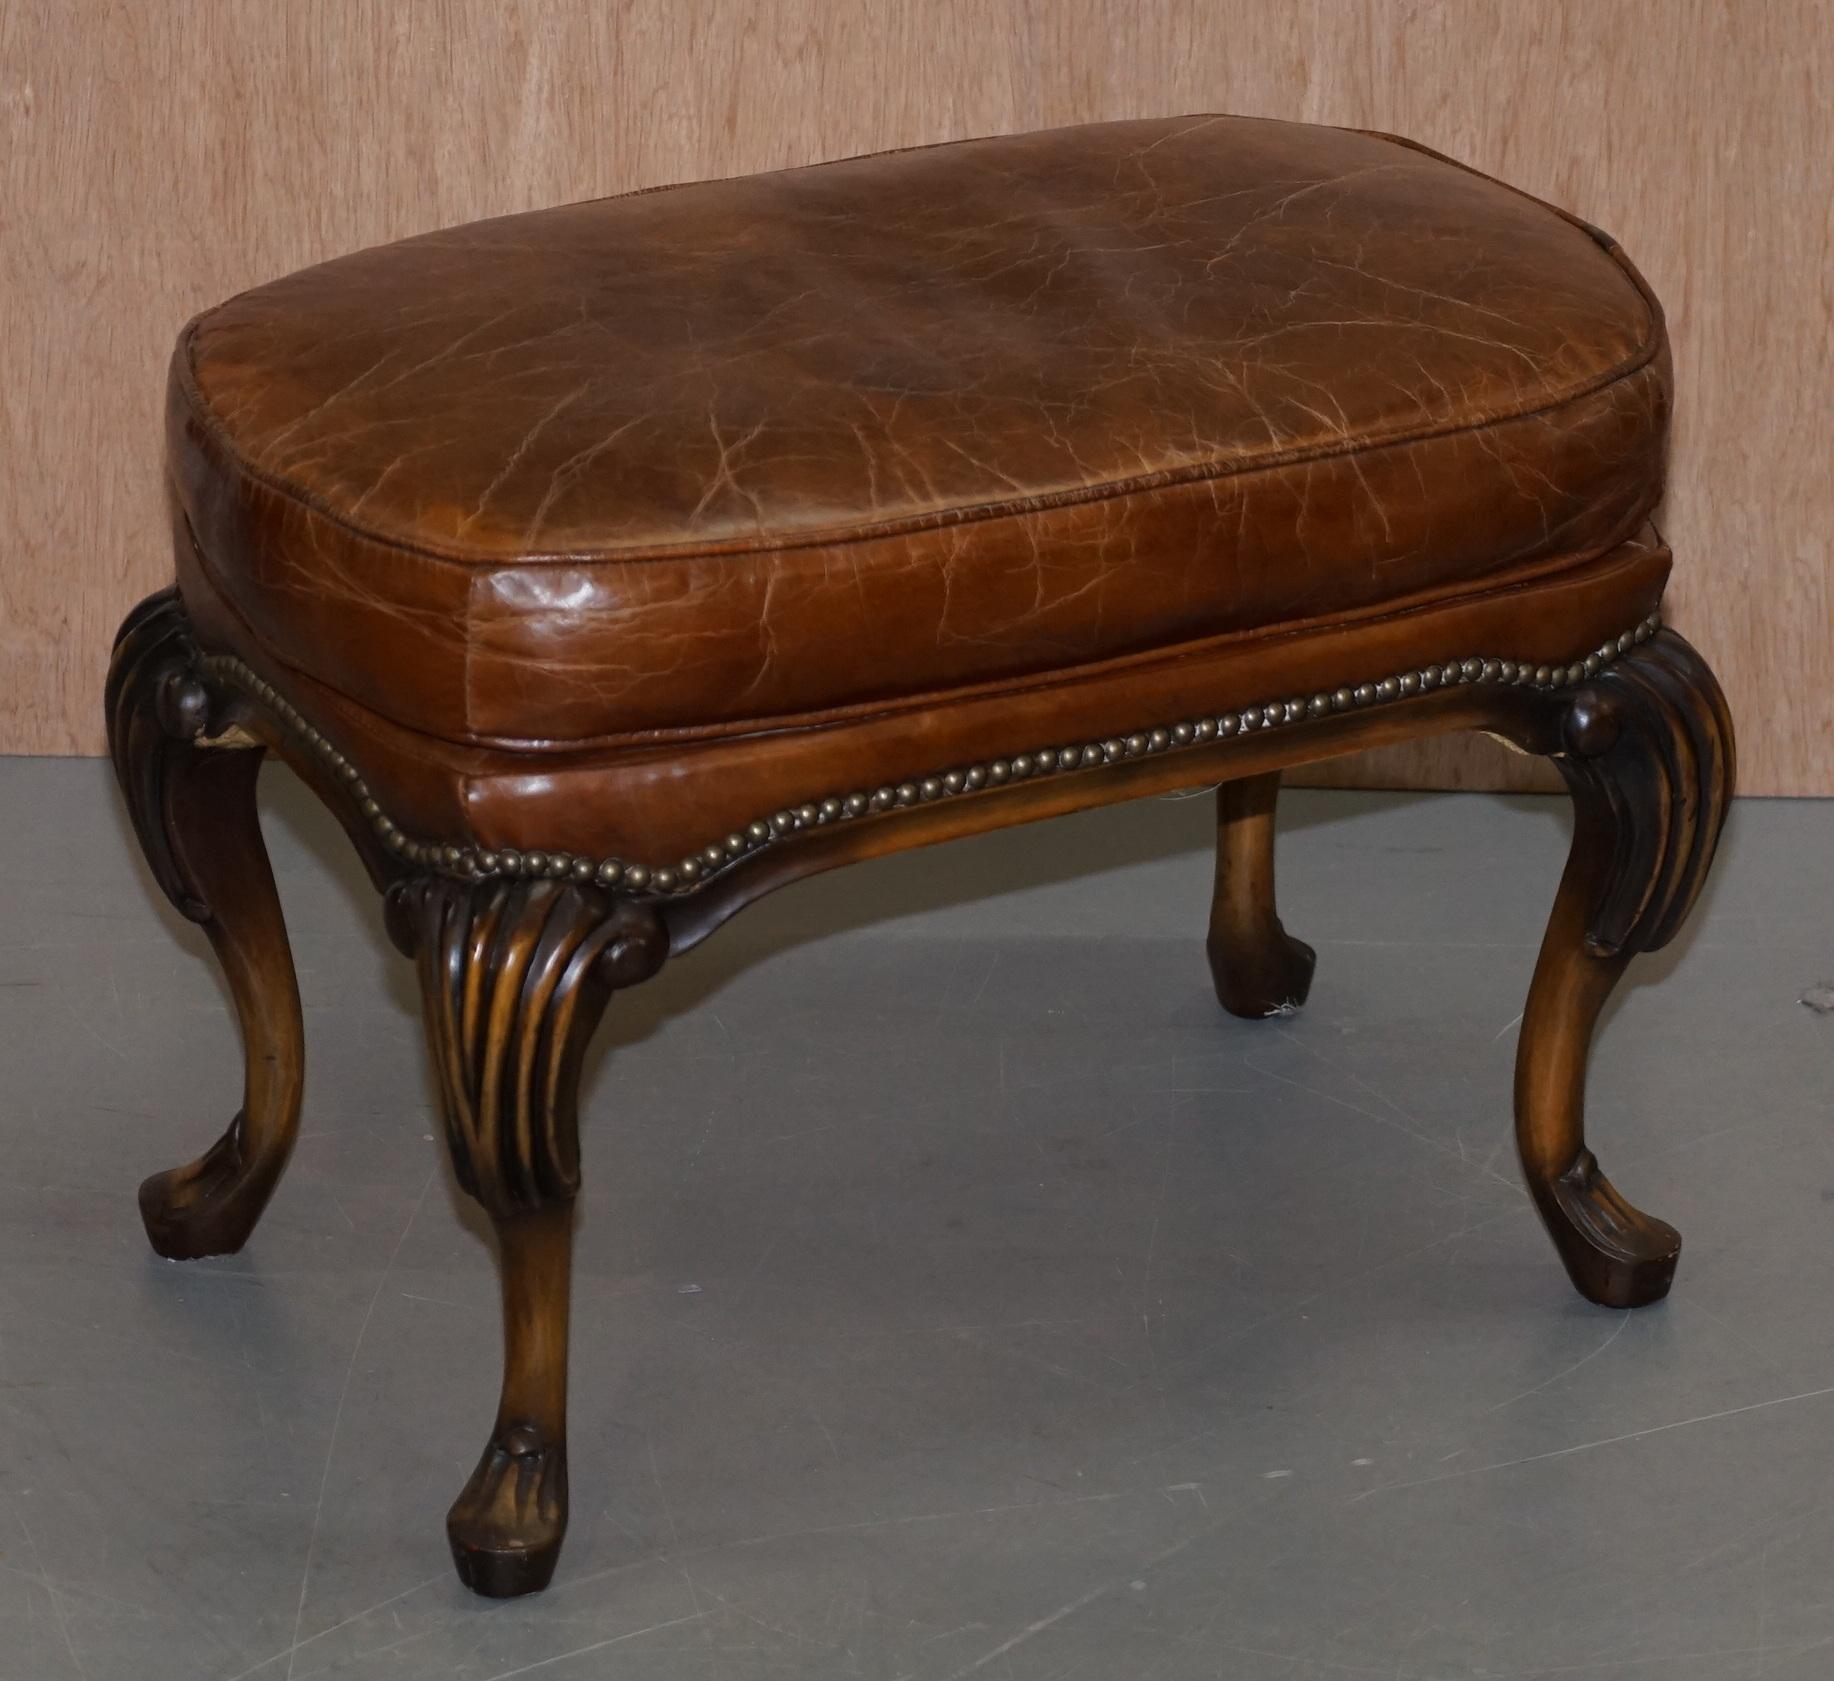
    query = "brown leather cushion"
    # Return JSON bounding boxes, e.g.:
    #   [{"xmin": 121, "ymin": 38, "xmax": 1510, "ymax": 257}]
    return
[{"xmin": 169, "ymin": 114, "xmax": 1668, "ymax": 749}]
